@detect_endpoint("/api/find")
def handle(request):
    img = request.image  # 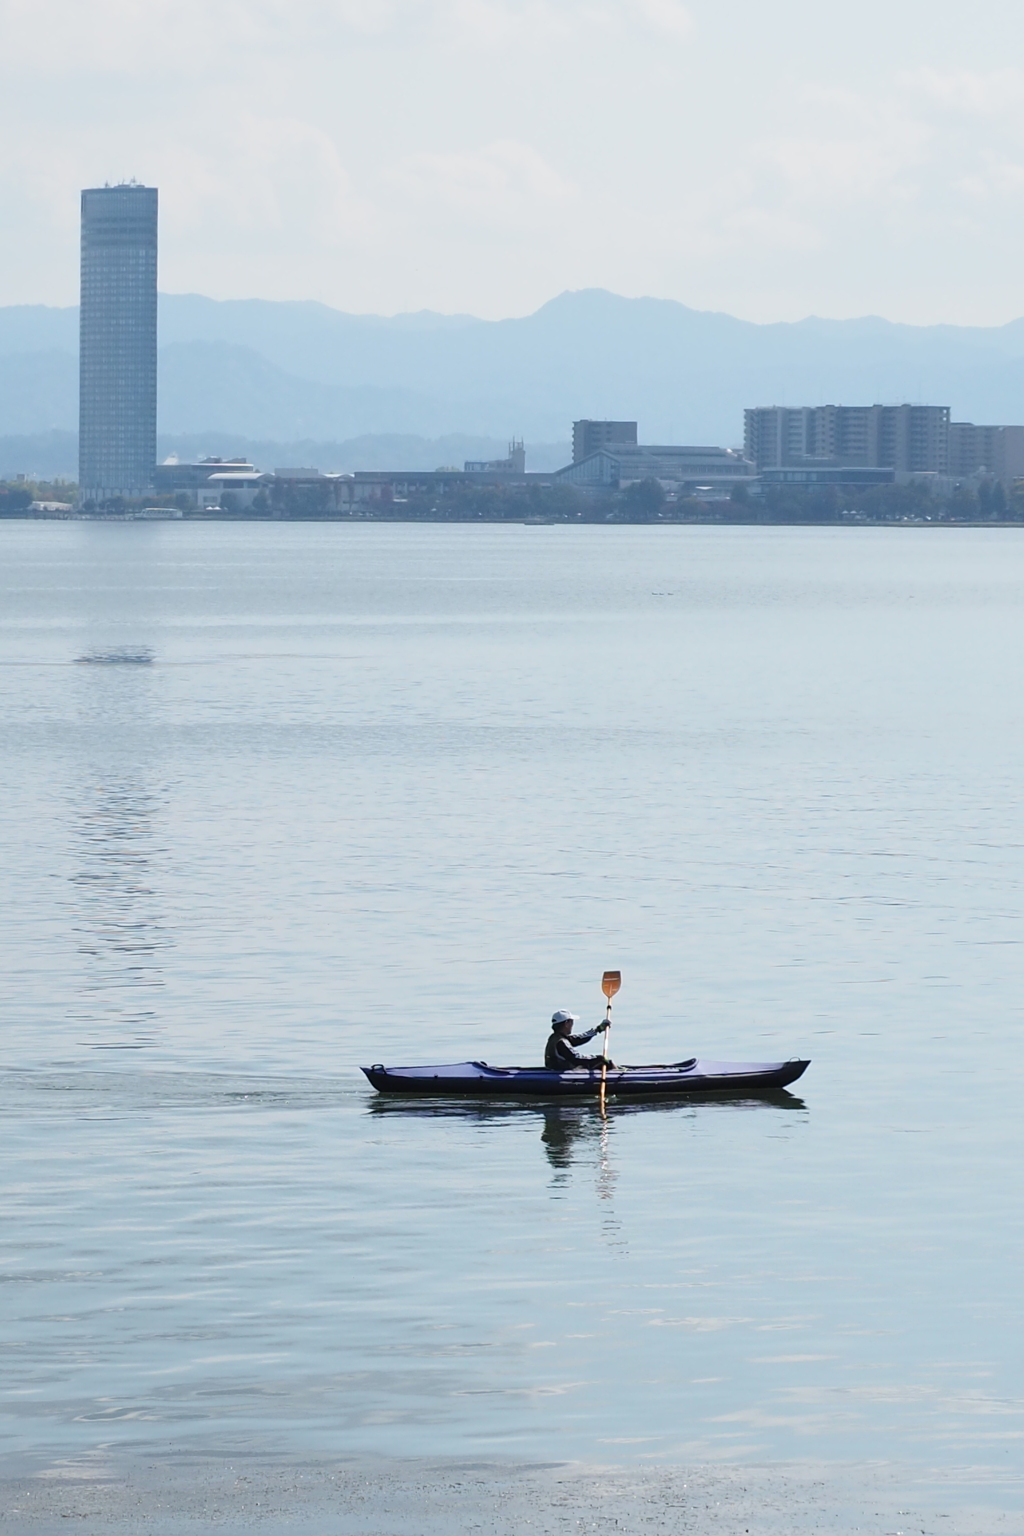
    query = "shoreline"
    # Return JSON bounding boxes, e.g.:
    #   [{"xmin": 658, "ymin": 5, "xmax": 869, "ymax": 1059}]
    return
[
  {"xmin": 6, "ymin": 513, "xmax": 1024, "ymax": 528},
  {"xmin": 2, "ymin": 1454, "xmax": 1022, "ymax": 1535}
]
